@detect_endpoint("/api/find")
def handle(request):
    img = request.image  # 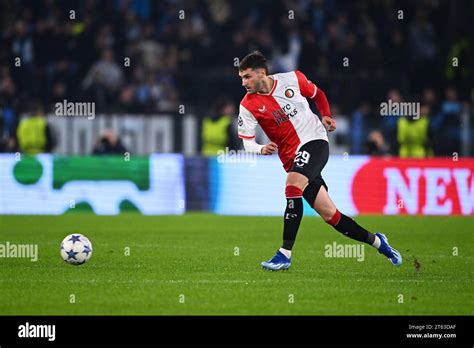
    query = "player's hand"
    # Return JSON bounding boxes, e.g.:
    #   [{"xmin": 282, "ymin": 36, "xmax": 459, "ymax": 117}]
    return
[
  {"xmin": 261, "ymin": 142, "xmax": 278, "ymax": 155},
  {"xmin": 322, "ymin": 116, "xmax": 336, "ymax": 132}
]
